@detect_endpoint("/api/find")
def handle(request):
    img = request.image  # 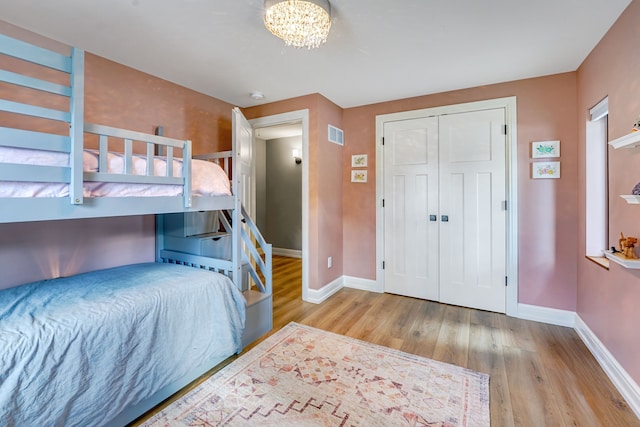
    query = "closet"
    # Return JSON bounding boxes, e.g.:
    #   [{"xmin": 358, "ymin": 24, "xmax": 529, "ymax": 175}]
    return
[{"xmin": 381, "ymin": 107, "xmax": 507, "ymax": 313}]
